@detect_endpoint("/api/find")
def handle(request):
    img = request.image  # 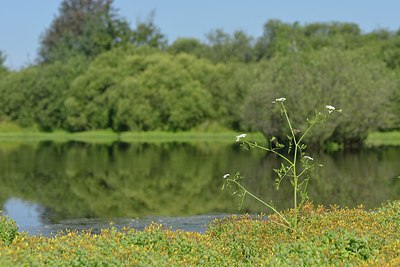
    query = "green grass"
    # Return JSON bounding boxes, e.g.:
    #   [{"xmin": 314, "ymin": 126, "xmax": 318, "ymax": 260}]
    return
[
  {"xmin": 0, "ymin": 130, "xmax": 119, "ymax": 143},
  {"xmin": 0, "ymin": 130, "xmax": 267, "ymax": 144},
  {"xmin": 120, "ymin": 131, "xmax": 266, "ymax": 143},
  {"xmin": 1, "ymin": 127, "xmax": 400, "ymax": 147},
  {"xmin": 1, "ymin": 201, "xmax": 399, "ymax": 266},
  {"xmin": 365, "ymin": 131, "xmax": 400, "ymax": 146}
]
